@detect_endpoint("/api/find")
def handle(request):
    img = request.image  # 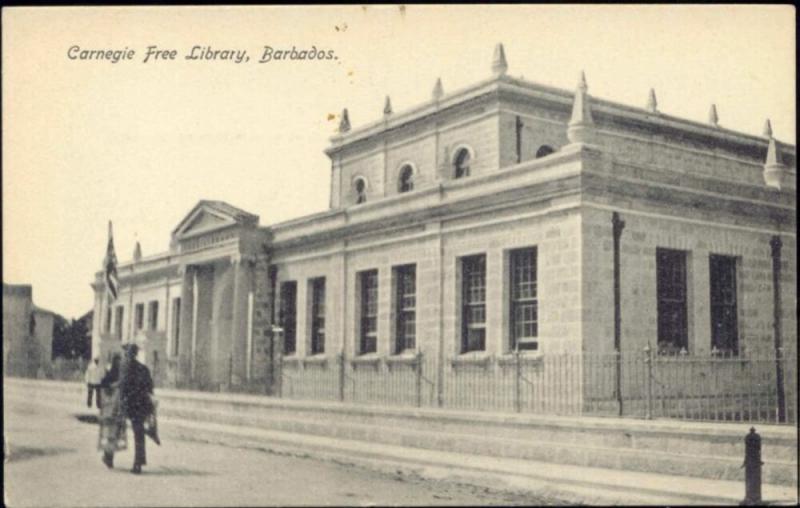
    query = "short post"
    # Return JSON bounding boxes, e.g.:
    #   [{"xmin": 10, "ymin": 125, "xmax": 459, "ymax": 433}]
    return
[
  {"xmin": 338, "ymin": 349, "xmax": 346, "ymax": 402},
  {"xmin": 272, "ymin": 326, "xmax": 284, "ymax": 397},
  {"xmin": 514, "ymin": 347, "xmax": 522, "ymax": 413},
  {"xmin": 741, "ymin": 427, "xmax": 763, "ymax": 505},
  {"xmin": 415, "ymin": 350, "xmax": 423, "ymax": 408},
  {"xmin": 644, "ymin": 345, "xmax": 653, "ymax": 420}
]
